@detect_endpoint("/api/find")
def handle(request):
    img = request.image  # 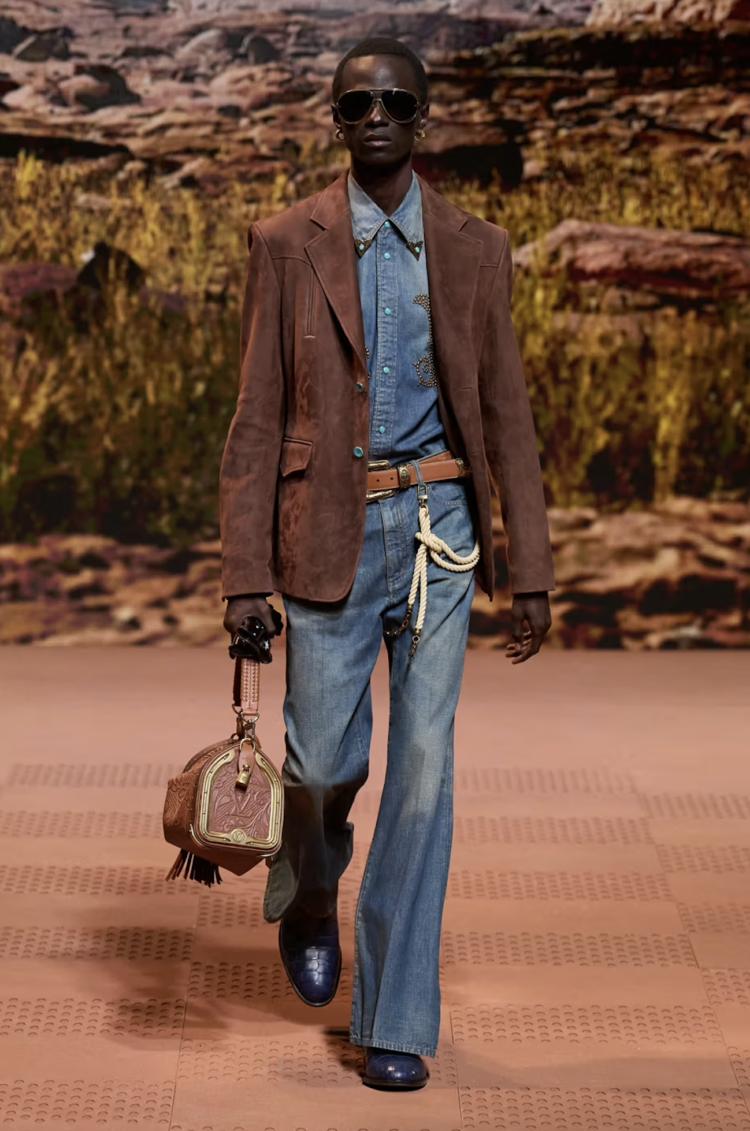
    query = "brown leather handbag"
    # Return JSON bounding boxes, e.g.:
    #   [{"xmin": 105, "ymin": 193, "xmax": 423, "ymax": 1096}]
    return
[{"xmin": 163, "ymin": 616, "xmax": 284, "ymax": 887}]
